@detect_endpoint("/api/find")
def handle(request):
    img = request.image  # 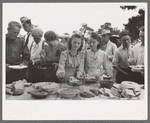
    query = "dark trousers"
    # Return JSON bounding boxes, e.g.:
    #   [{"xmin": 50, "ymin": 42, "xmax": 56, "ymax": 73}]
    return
[
  {"xmin": 26, "ymin": 62, "xmax": 44, "ymax": 83},
  {"xmin": 6, "ymin": 69, "xmax": 27, "ymax": 84},
  {"xmin": 116, "ymin": 67, "xmax": 144, "ymax": 84}
]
